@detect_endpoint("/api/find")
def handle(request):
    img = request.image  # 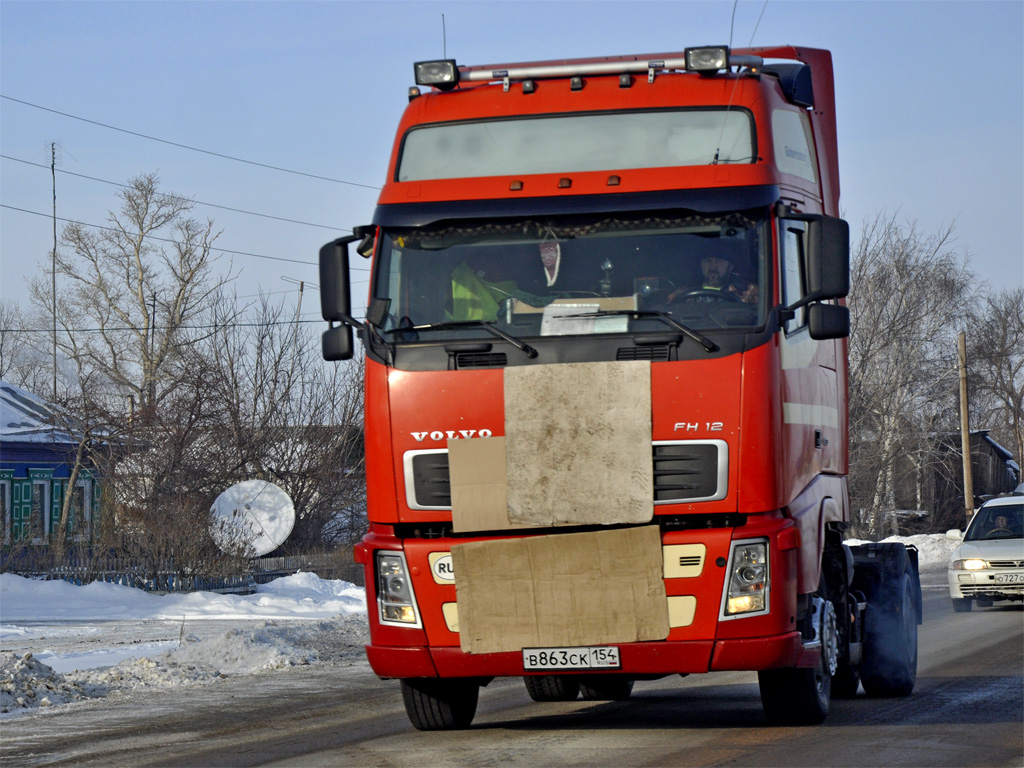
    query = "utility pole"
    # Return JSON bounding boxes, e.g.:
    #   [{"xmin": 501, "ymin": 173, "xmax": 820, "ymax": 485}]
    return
[
  {"xmin": 51, "ymin": 141, "xmax": 58, "ymax": 402},
  {"xmin": 957, "ymin": 331, "xmax": 974, "ymax": 525}
]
